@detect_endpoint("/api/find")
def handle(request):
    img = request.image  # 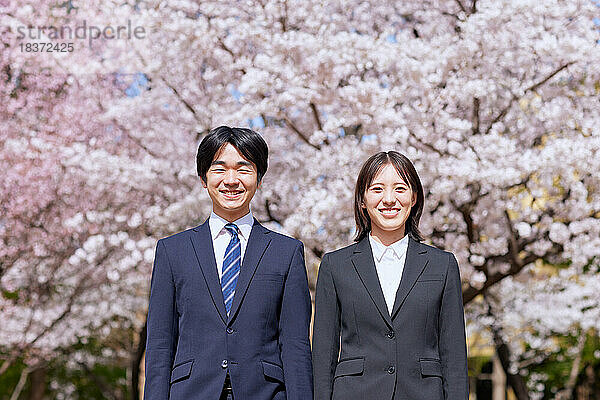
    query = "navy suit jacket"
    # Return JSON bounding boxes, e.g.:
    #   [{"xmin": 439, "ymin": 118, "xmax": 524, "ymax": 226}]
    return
[
  {"xmin": 144, "ymin": 218, "xmax": 313, "ymax": 400},
  {"xmin": 312, "ymin": 237, "xmax": 468, "ymax": 400}
]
